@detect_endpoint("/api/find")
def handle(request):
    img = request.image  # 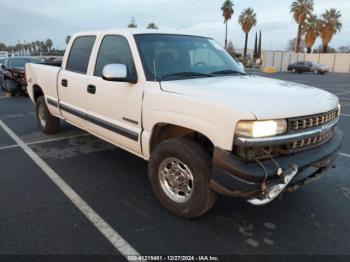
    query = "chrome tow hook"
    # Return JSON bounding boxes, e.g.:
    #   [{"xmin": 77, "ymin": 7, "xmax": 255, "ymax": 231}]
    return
[{"xmin": 247, "ymin": 164, "xmax": 299, "ymax": 206}]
